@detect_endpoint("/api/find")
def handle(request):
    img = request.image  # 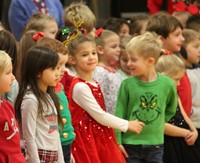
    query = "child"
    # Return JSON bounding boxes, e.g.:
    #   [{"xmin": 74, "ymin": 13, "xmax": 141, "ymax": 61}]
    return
[
  {"xmin": 22, "ymin": 13, "xmax": 58, "ymax": 39},
  {"xmin": 172, "ymin": 11, "xmax": 191, "ymax": 28},
  {"xmin": 0, "ymin": 51, "xmax": 25, "ymax": 163},
  {"xmin": 146, "ymin": 12, "xmax": 192, "ymax": 118},
  {"xmin": 66, "ymin": 32, "xmax": 144, "ymax": 163},
  {"xmin": 15, "ymin": 46, "xmax": 64, "ymax": 162},
  {"xmin": 64, "ymin": 1, "xmax": 96, "ymax": 36},
  {"xmin": 102, "ymin": 17, "xmax": 130, "ymax": 37},
  {"xmin": 155, "ymin": 53, "xmax": 200, "ymax": 162},
  {"xmin": 116, "ymin": 35, "xmax": 132, "ymax": 81},
  {"xmin": 36, "ymin": 37, "xmax": 76, "ymax": 163},
  {"xmin": 115, "ymin": 32, "xmax": 177, "ymax": 162},
  {"xmin": 0, "ymin": 30, "xmax": 19, "ymax": 105},
  {"xmin": 186, "ymin": 14, "xmax": 200, "ymax": 33},
  {"xmin": 129, "ymin": 13, "xmax": 150, "ymax": 36},
  {"xmin": 94, "ymin": 29, "xmax": 121, "ymax": 114}
]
